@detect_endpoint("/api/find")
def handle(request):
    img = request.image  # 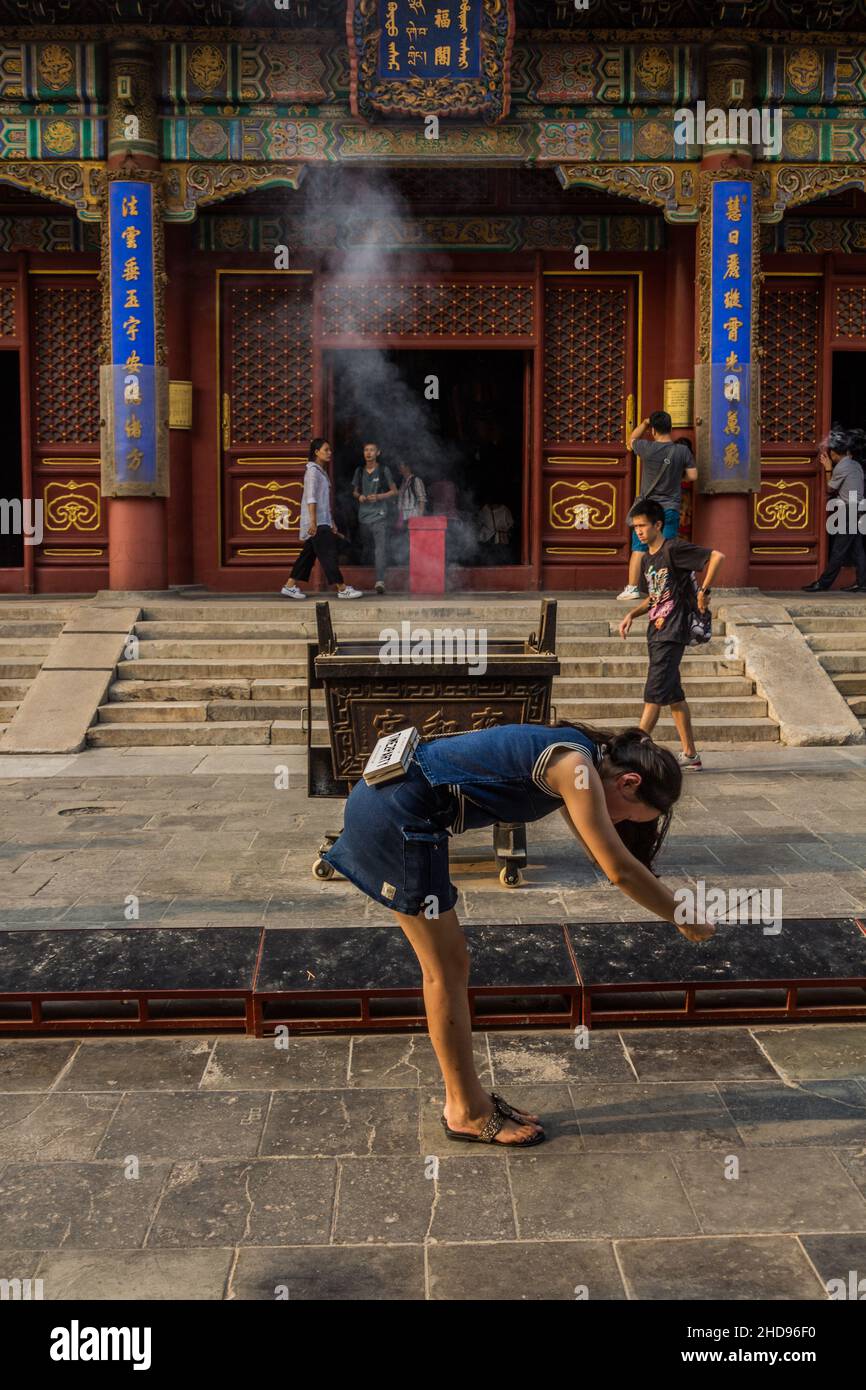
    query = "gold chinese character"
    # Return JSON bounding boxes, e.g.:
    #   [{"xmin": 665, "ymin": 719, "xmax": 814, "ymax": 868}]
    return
[
  {"xmin": 121, "ymin": 194, "xmax": 139, "ymax": 217},
  {"xmin": 384, "ymin": 0, "xmax": 398, "ymax": 36},
  {"xmin": 725, "ymin": 351, "xmax": 740, "ymax": 369},
  {"xmin": 726, "ymin": 195, "xmax": 742, "ymax": 222},
  {"xmin": 124, "ymin": 414, "xmax": 142, "ymax": 439},
  {"xmin": 121, "ymin": 225, "xmax": 141, "ymax": 249},
  {"xmin": 724, "ymin": 289, "xmax": 742, "ymax": 309},
  {"xmin": 406, "ymin": 44, "xmax": 427, "ymax": 66},
  {"xmin": 728, "ymin": 228, "xmax": 740, "ymax": 245},
  {"xmin": 126, "ymin": 446, "xmax": 144, "ymax": 472},
  {"xmin": 123, "ymin": 314, "xmax": 141, "ymax": 341},
  {"xmin": 386, "ymin": 41, "xmax": 400, "ymax": 71},
  {"xmin": 122, "ymin": 257, "xmax": 140, "ymax": 282},
  {"xmin": 125, "ymin": 350, "xmax": 142, "ymax": 369},
  {"xmin": 723, "ymin": 410, "xmax": 741, "ymax": 436},
  {"xmin": 724, "ymin": 254, "xmax": 741, "ymax": 279},
  {"xmin": 434, "ymin": 44, "xmax": 452, "ymax": 65},
  {"xmin": 124, "ymin": 288, "xmax": 140, "ymax": 308},
  {"xmin": 724, "ymin": 316, "xmax": 743, "ymax": 342},
  {"xmin": 434, "ymin": 7, "xmax": 451, "ymax": 25},
  {"xmin": 724, "ymin": 442, "xmax": 741, "ymax": 469}
]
